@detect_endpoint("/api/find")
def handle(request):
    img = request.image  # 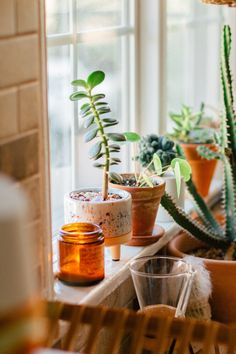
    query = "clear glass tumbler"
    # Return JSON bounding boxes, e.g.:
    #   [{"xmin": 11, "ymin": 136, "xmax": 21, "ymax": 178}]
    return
[{"xmin": 129, "ymin": 256, "xmax": 195, "ymax": 318}]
